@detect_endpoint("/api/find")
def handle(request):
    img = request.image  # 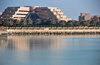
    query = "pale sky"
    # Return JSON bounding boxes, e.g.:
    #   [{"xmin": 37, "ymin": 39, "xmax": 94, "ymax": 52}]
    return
[{"xmin": 0, "ymin": 0, "xmax": 100, "ymax": 19}]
